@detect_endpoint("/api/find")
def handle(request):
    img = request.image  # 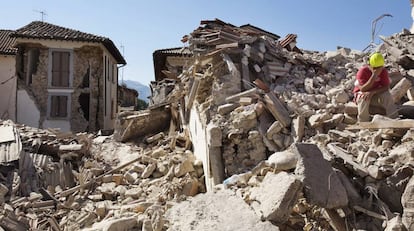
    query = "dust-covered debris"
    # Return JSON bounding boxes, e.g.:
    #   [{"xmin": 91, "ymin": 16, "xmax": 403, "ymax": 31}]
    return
[
  {"xmin": 2, "ymin": 18, "xmax": 414, "ymax": 231},
  {"xmin": 146, "ymin": 18, "xmax": 414, "ymax": 231}
]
